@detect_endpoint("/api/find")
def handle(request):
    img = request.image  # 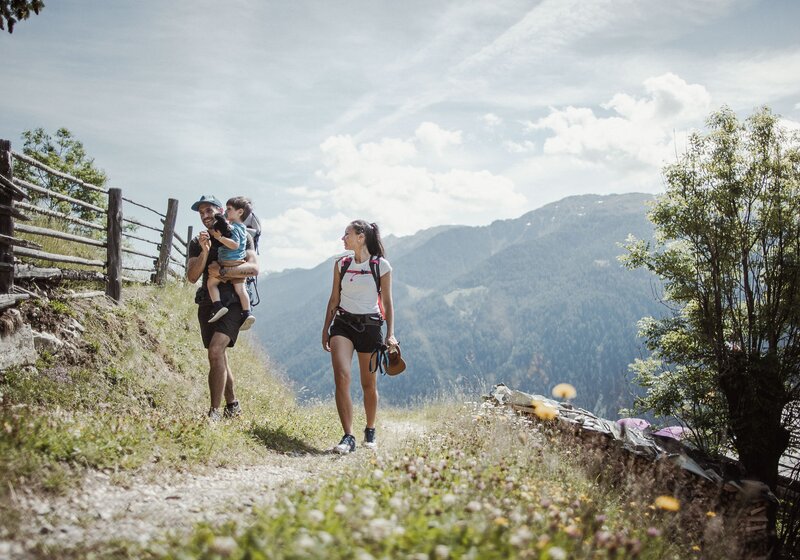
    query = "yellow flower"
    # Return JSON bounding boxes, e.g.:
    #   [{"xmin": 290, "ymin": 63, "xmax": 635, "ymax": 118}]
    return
[
  {"xmin": 534, "ymin": 403, "xmax": 559, "ymax": 421},
  {"xmin": 692, "ymin": 545, "xmax": 701, "ymax": 551},
  {"xmin": 706, "ymin": 511, "xmax": 716, "ymax": 518},
  {"xmin": 493, "ymin": 517, "xmax": 509, "ymax": 526},
  {"xmin": 654, "ymin": 496, "xmax": 680, "ymax": 512},
  {"xmin": 552, "ymin": 383, "xmax": 577, "ymax": 400}
]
